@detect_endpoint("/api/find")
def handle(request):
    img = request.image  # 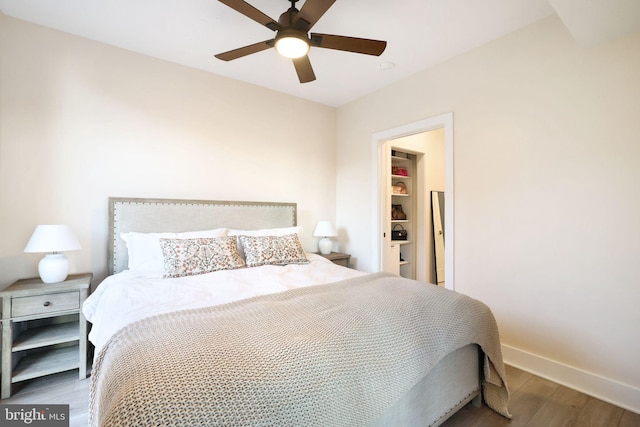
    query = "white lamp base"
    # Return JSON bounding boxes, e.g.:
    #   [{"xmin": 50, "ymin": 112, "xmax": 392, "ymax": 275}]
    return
[
  {"xmin": 38, "ymin": 253, "xmax": 70, "ymax": 283},
  {"xmin": 318, "ymin": 237, "xmax": 332, "ymax": 255}
]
